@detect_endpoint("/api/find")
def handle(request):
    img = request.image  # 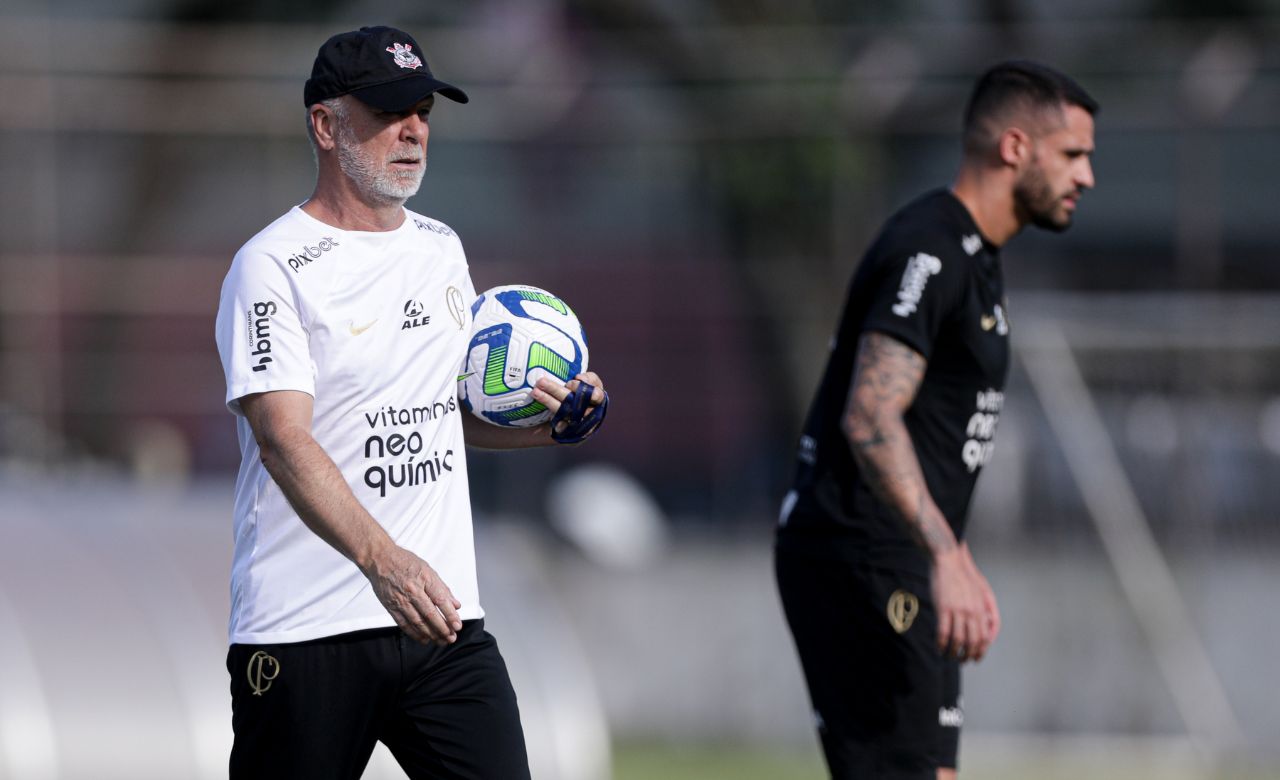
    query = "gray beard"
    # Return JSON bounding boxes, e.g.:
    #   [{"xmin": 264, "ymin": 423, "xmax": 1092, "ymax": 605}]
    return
[{"xmin": 335, "ymin": 125, "xmax": 426, "ymax": 205}]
